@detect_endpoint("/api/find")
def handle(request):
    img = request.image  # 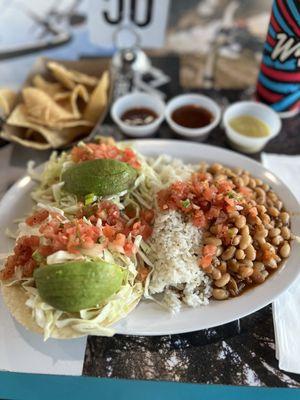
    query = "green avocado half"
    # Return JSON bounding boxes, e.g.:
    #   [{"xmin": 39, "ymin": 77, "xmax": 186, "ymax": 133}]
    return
[
  {"xmin": 34, "ymin": 260, "xmax": 124, "ymax": 312},
  {"xmin": 62, "ymin": 158, "xmax": 137, "ymax": 197}
]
